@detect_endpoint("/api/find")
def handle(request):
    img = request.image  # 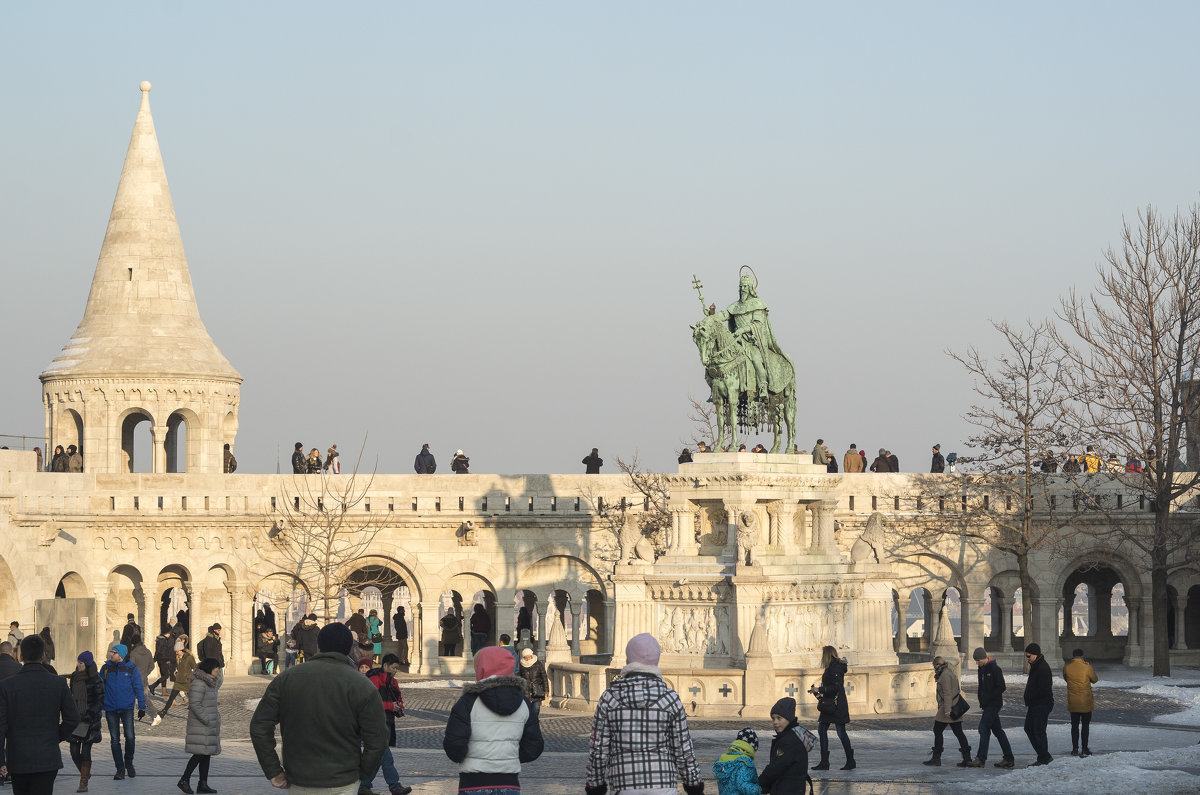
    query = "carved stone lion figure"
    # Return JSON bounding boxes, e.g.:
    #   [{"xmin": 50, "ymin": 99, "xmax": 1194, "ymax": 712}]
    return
[{"xmin": 736, "ymin": 510, "xmax": 759, "ymax": 565}]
